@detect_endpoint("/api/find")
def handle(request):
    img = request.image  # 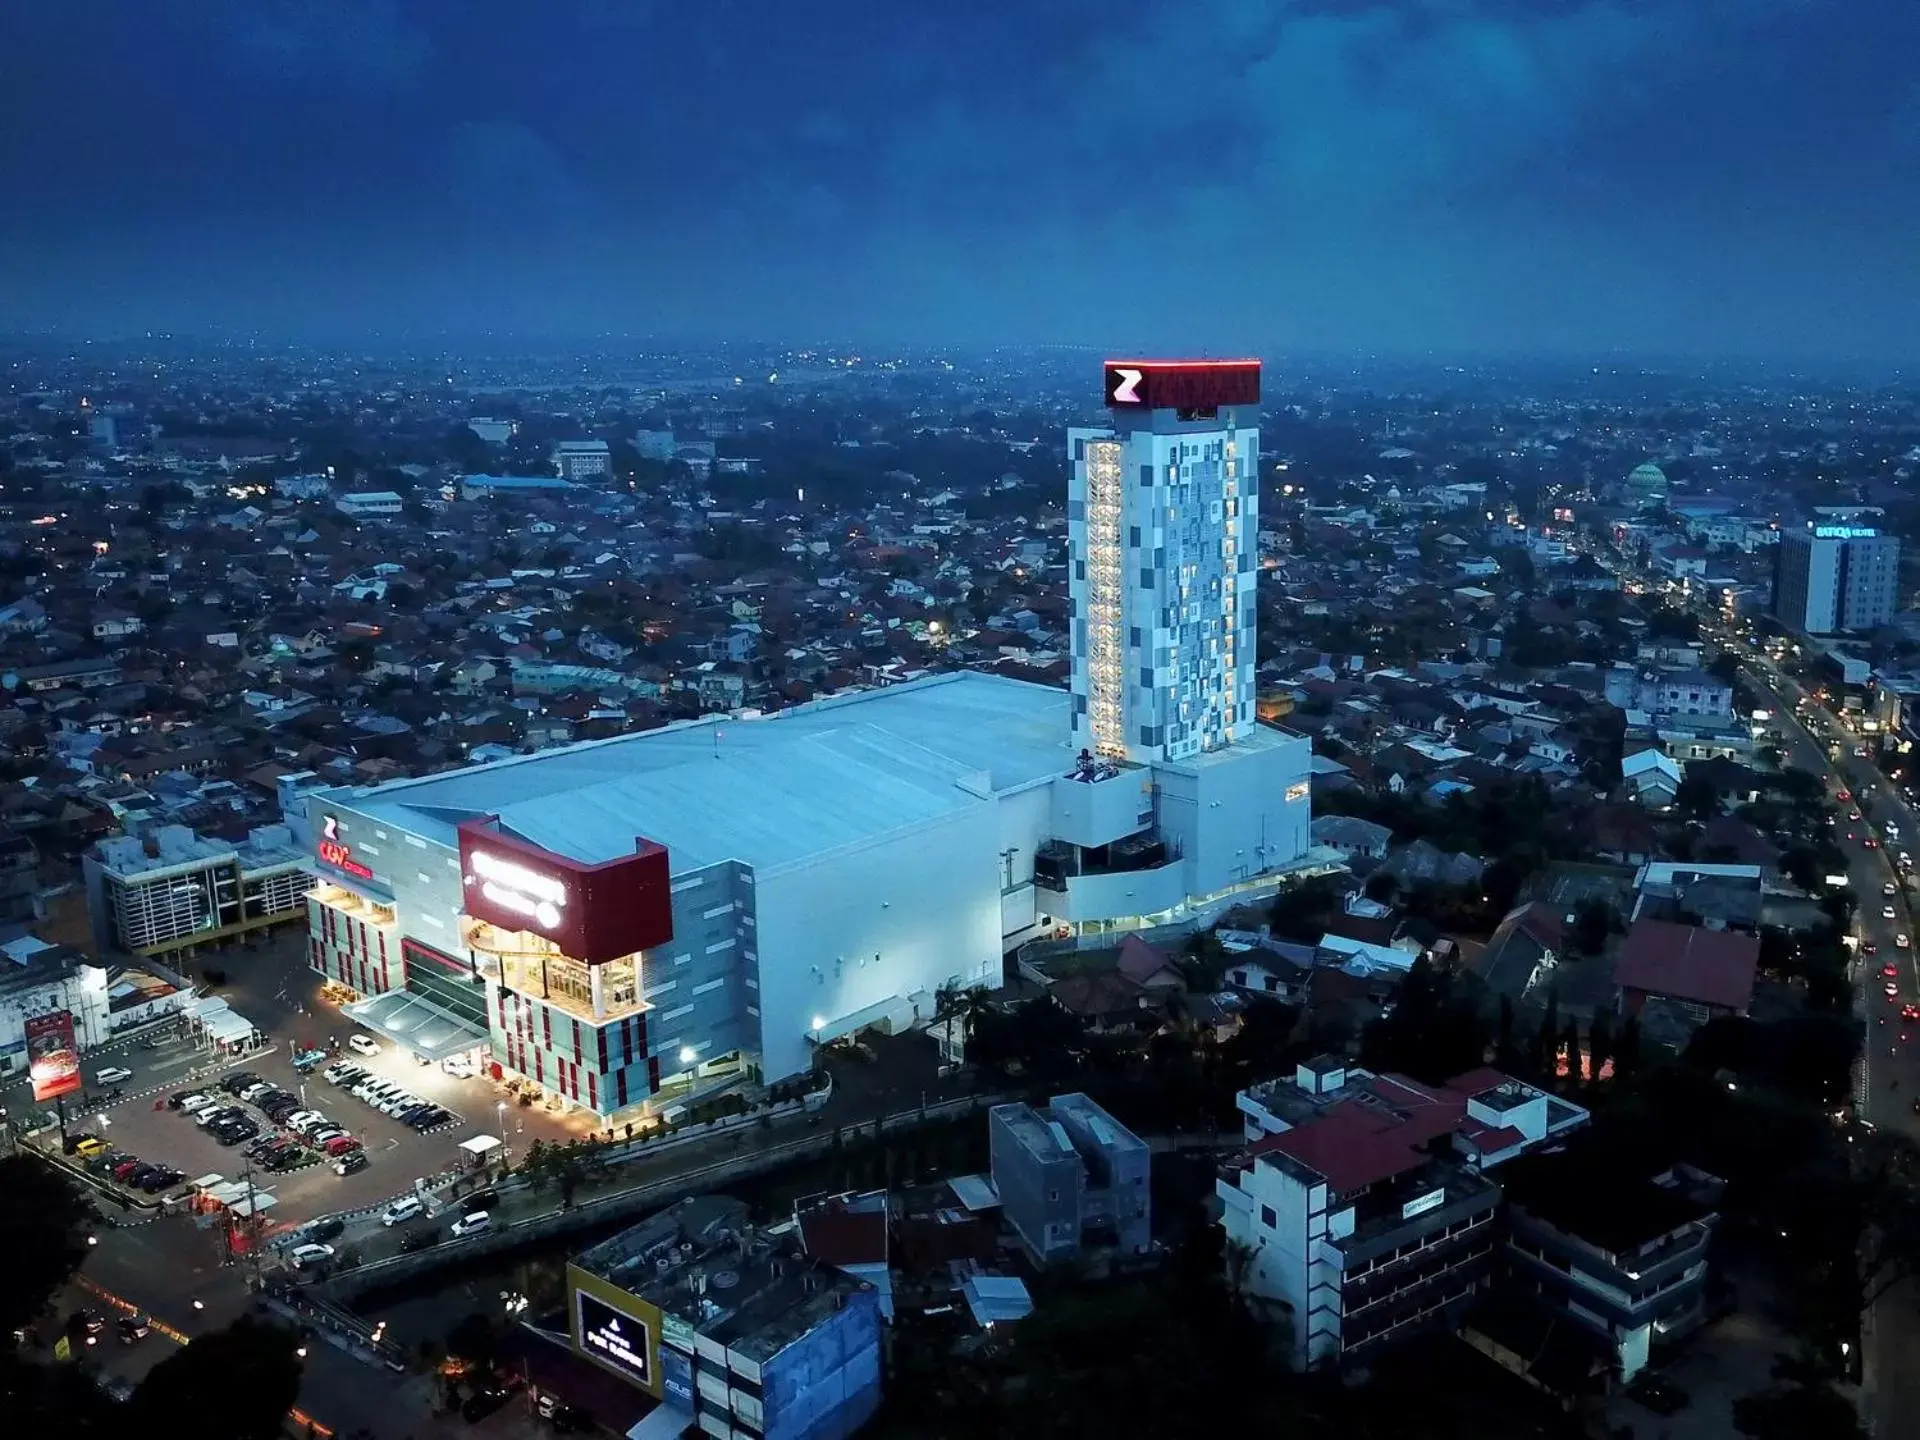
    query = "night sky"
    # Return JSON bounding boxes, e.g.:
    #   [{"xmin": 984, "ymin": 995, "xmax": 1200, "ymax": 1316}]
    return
[{"xmin": 4, "ymin": 0, "xmax": 1918, "ymax": 358}]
